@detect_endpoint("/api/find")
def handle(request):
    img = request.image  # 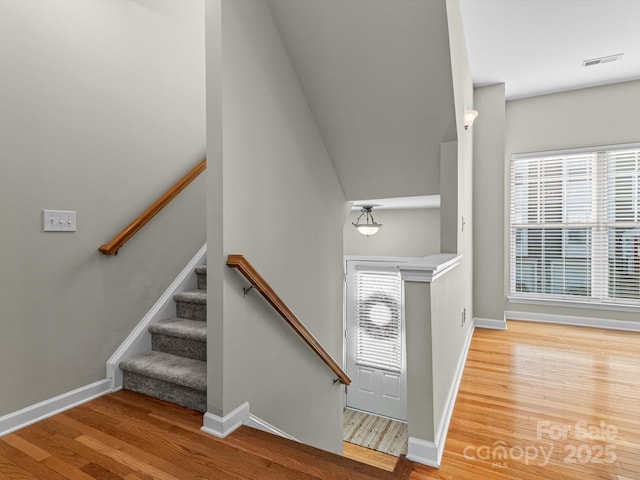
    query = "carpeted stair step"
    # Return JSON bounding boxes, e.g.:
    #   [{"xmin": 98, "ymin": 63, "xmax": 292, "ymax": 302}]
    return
[
  {"xmin": 148, "ymin": 317, "xmax": 207, "ymax": 361},
  {"xmin": 174, "ymin": 289, "xmax": 207, "ymax": 322},
  {"xmin": 119, "ymin": 351, "xmax": 206, "ymax": 412},
  {"xmin": 195, "ymin": 265, "xmax": 207, "ymax": 290}
]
